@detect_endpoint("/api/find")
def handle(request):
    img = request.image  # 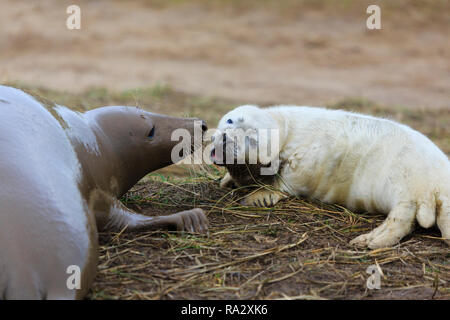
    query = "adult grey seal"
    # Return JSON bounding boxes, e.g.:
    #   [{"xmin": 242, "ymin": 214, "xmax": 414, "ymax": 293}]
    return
[{"xmin": 0, "ymin": 85, "xmax": 208, "ymax": 299}]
